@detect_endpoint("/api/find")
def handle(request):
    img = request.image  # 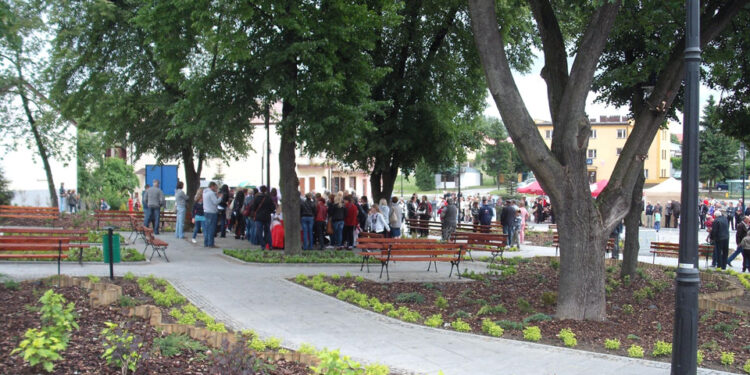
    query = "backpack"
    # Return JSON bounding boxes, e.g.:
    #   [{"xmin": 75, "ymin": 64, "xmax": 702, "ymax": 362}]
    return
[{"xmin": 389, "ymin": 205, "xmax": 398, "ymax": 223}]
